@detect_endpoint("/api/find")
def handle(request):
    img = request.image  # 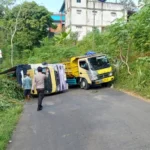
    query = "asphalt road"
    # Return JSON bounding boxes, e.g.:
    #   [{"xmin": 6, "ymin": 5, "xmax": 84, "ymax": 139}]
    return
[{"xmin": 7, "ymin": 88, "xmax": 150, "ymax": 150}]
